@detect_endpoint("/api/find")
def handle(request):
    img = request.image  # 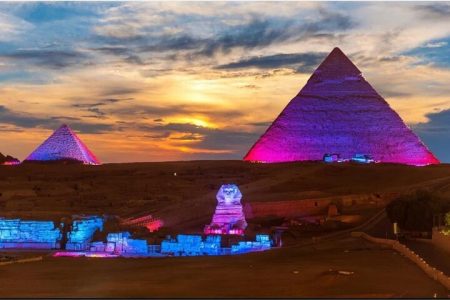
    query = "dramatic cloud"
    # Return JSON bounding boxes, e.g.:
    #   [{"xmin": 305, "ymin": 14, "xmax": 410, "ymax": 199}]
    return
[
  {"xmin": 0, "ymin": 49, "xmax": 88, "ymax": 69},
  {"xmin": 0, "ymin": 105, "xmax": 113, "ymax": 133},
  {"xmin": 216, "ymin": 52, "xmax": 327, "ymax": 73},
  {"xmin": 0, "ymin": 2, "xmax": 448, "ymax": 162}
]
